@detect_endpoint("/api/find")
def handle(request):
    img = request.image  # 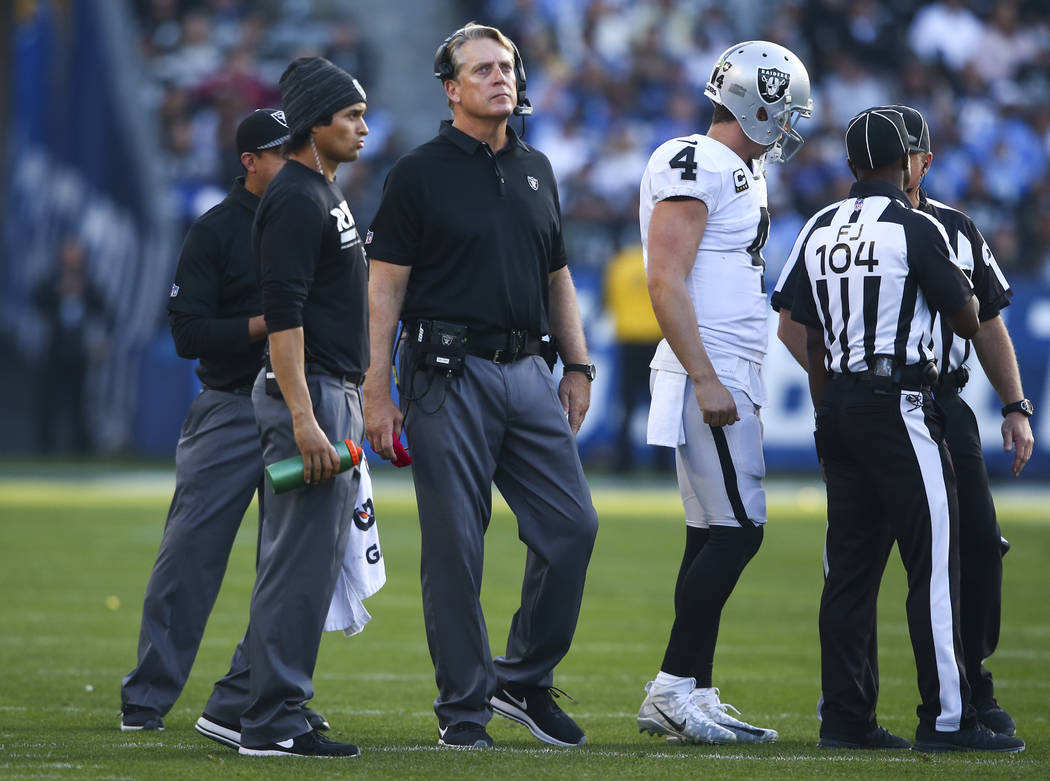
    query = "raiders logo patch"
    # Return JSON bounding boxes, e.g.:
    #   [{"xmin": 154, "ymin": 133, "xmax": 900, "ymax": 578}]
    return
[
  {"xmin": 757, "ymin": 67, "xmax": 790, "ymax": 104},
  {"xmin": 733, "ymin": 168, "xmax": 749, "ymax": 193},
  {"xmin": 527, "ymin": 175, "xmax": 539, "ymax": 191}
]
